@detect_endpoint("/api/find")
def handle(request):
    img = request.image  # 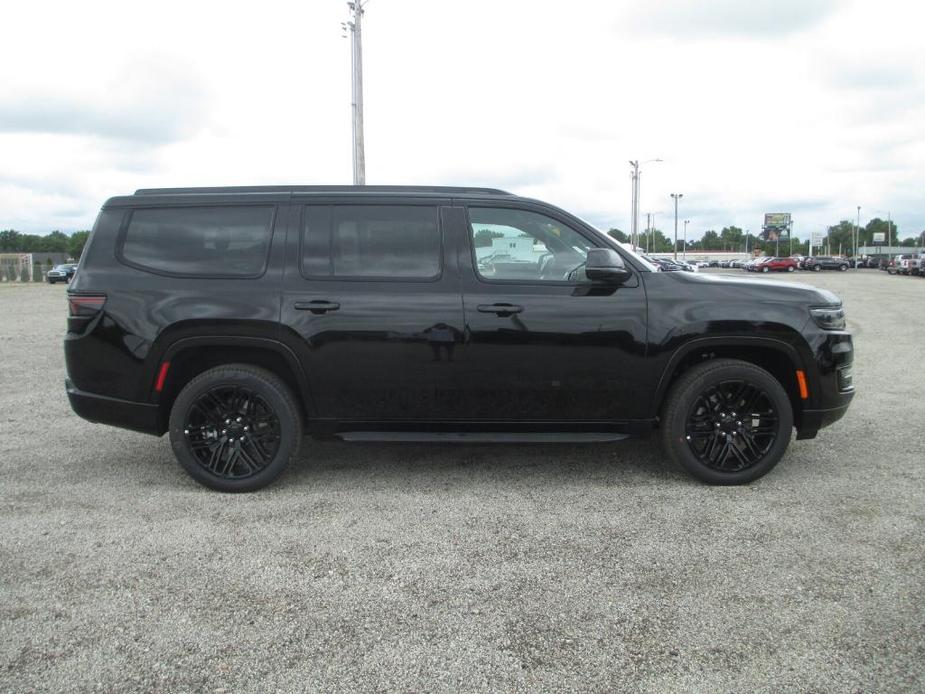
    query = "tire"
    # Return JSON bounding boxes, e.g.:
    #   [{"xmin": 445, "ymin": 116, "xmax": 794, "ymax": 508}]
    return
[
  {"xmin": 813, "ymin": 265, "xmax": 821, "ymax": 272},
  {"xmin": 168, "ymin": 364, "xmax": 303, "ymax": 492},
  {"xmin": 839, "ymin": 265, "xmax": 847, "ymax": 271},
  {"xmin": 762, "ymin": 266, "xmax": 769, "ymax": 273},
  {"xmin": 47, "ymin": 278, "xmax": 55, "ymax": 284},
  {"xmin": 660, "ymin": 359, "xmax": 793, "ymax": 485},
  {"xmin": 787, "ymin": 266, "xmax": 795, "ymax": 272}
]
